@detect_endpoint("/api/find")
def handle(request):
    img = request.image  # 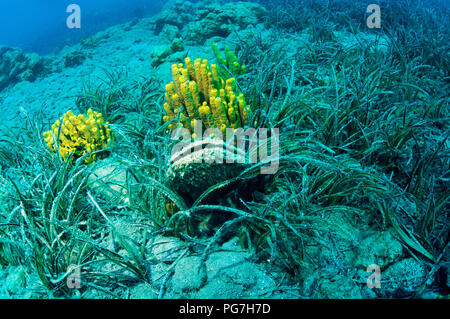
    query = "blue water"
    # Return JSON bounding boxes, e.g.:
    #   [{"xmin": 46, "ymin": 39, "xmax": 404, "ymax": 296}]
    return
[{"xmin": 0, "ymin": 0, "xmax": 168, "ymax": 54}]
